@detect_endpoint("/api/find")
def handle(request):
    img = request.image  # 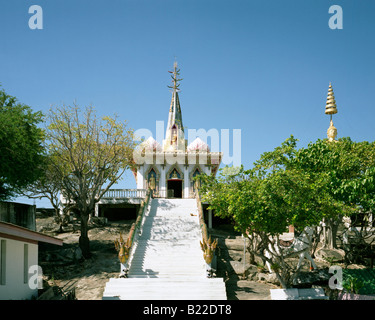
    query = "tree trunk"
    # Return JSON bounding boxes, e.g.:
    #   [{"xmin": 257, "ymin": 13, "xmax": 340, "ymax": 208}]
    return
[
  {"xmin": 54, "ymin": 207, "xmax": 63, "ymax": 233},
  {"xmin": 331, "ymin": 222, "xmax": 339, "ymax": 249},
  {"xmin": 249, "ymin": 251, "xmax": 255, "ymax": 265},
  {"xmin": 247, "ymin": 237, "xmax": 256, "ymax": 265},
  {"xmin": 323, "ymin": 218, "xmax": 339, "ymax": 249},
  {"xmin": 79, "ymin": 213, "xmax": 91, "ymax": 258},
  {"xmin": 247, "ymin": 234, "xmax": 263, "ymax": 265}
]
